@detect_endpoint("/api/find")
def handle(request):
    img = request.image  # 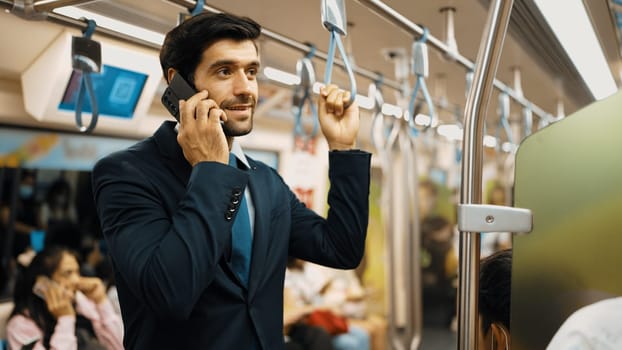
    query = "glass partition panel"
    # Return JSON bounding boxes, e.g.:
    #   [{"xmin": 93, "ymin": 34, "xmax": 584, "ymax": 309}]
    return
[{"xmin": 511, "ymin": 91, "xmax": 622, "ymax": 349}]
